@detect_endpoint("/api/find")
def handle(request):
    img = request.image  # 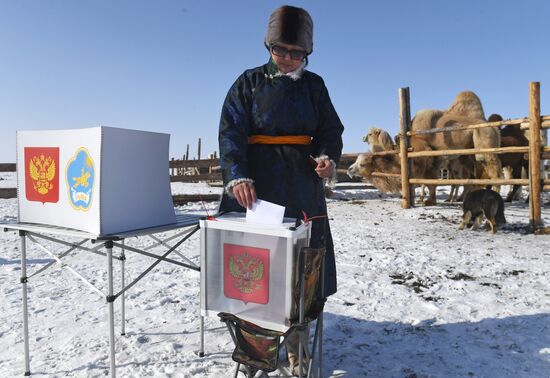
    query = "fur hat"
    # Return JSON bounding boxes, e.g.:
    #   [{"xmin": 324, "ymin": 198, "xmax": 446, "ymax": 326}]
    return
[{"xmin": 264, "ymin": 5, "xmax": 313, "ymax": 55}]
